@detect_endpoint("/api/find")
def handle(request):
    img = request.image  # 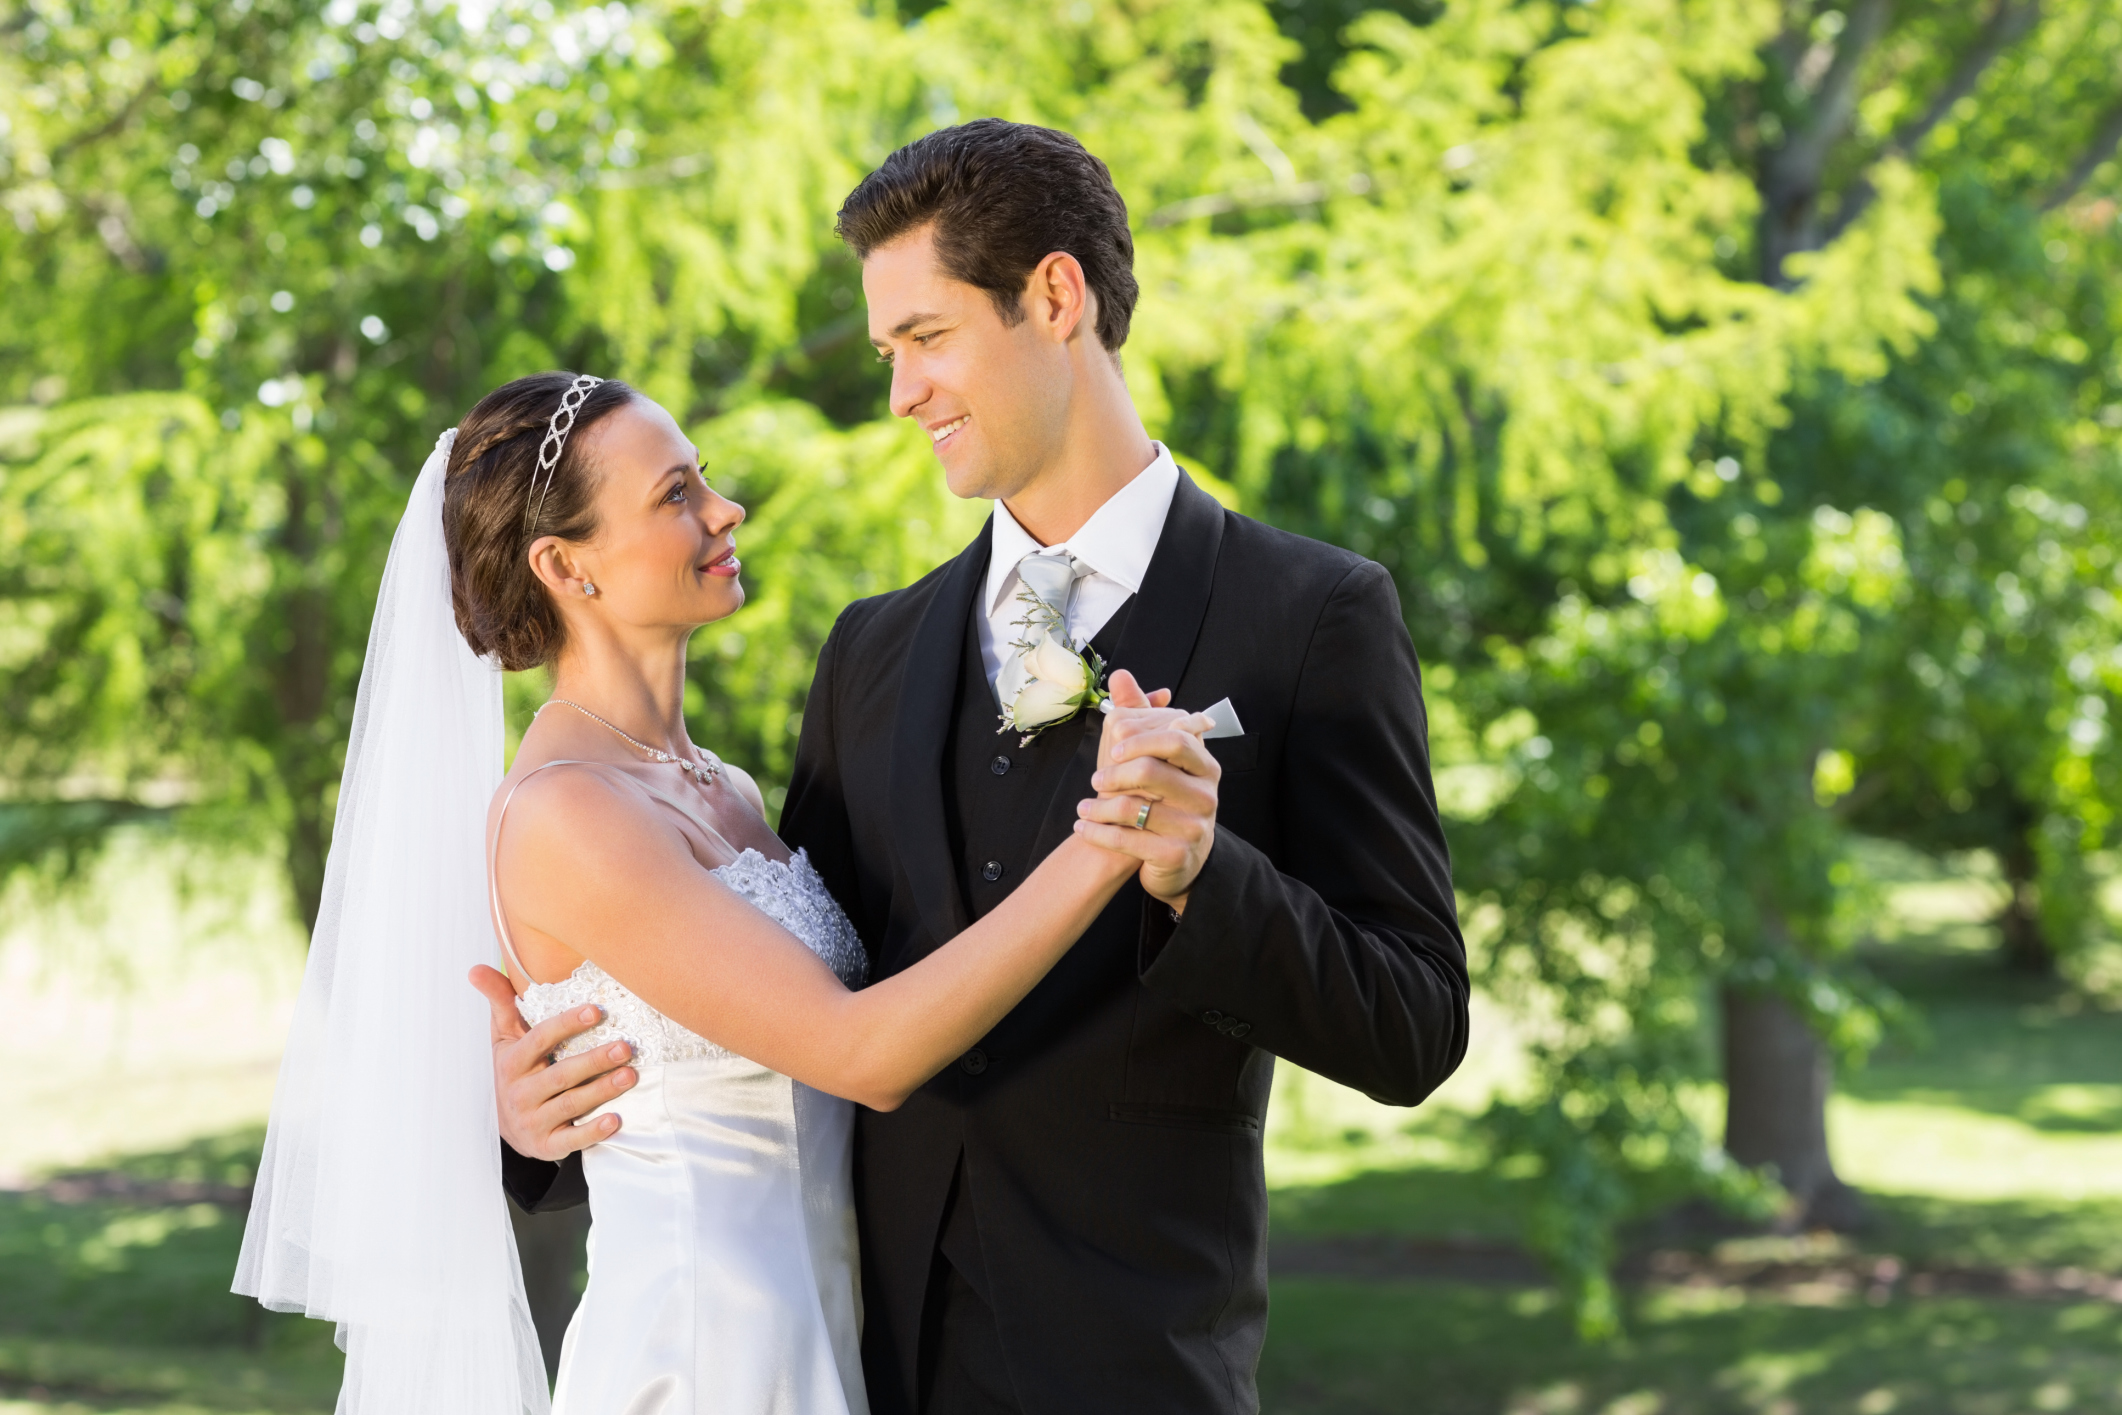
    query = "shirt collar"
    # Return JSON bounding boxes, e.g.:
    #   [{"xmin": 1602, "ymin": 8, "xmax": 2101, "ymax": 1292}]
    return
[{"xmin": 984, "ymin": 443, "xmax": 1182, "ymax": 617}]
